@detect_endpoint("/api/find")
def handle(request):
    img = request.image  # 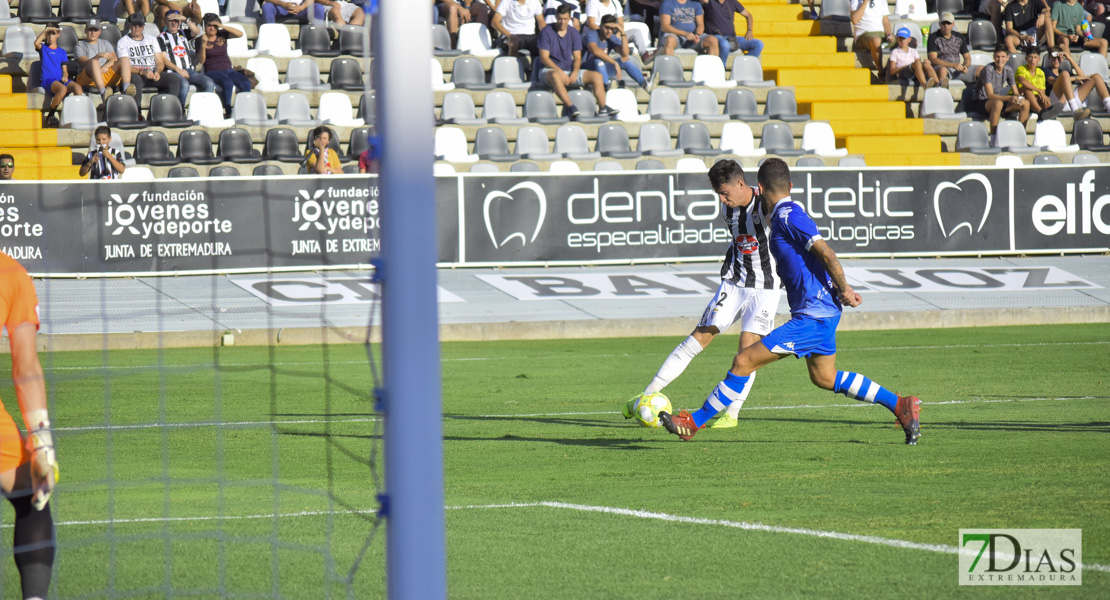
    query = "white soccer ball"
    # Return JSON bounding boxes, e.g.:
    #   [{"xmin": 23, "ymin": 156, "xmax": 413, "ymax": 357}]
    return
[{"xmin": 633, "ymin": 392, "xmax": 672, "ymax": 428}]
